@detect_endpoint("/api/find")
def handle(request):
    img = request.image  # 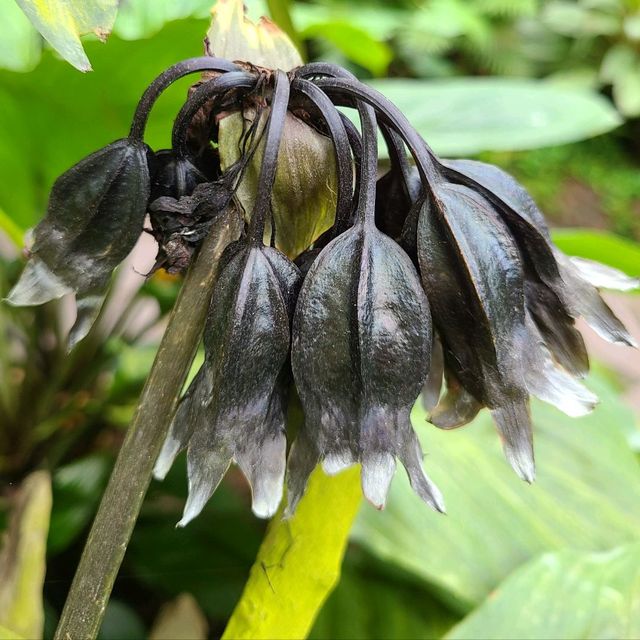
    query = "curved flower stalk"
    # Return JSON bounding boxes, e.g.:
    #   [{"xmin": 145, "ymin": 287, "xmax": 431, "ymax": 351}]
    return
[{"xmin": 7, "ymin": 53, "xmax": 638, "ymax": 524}]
